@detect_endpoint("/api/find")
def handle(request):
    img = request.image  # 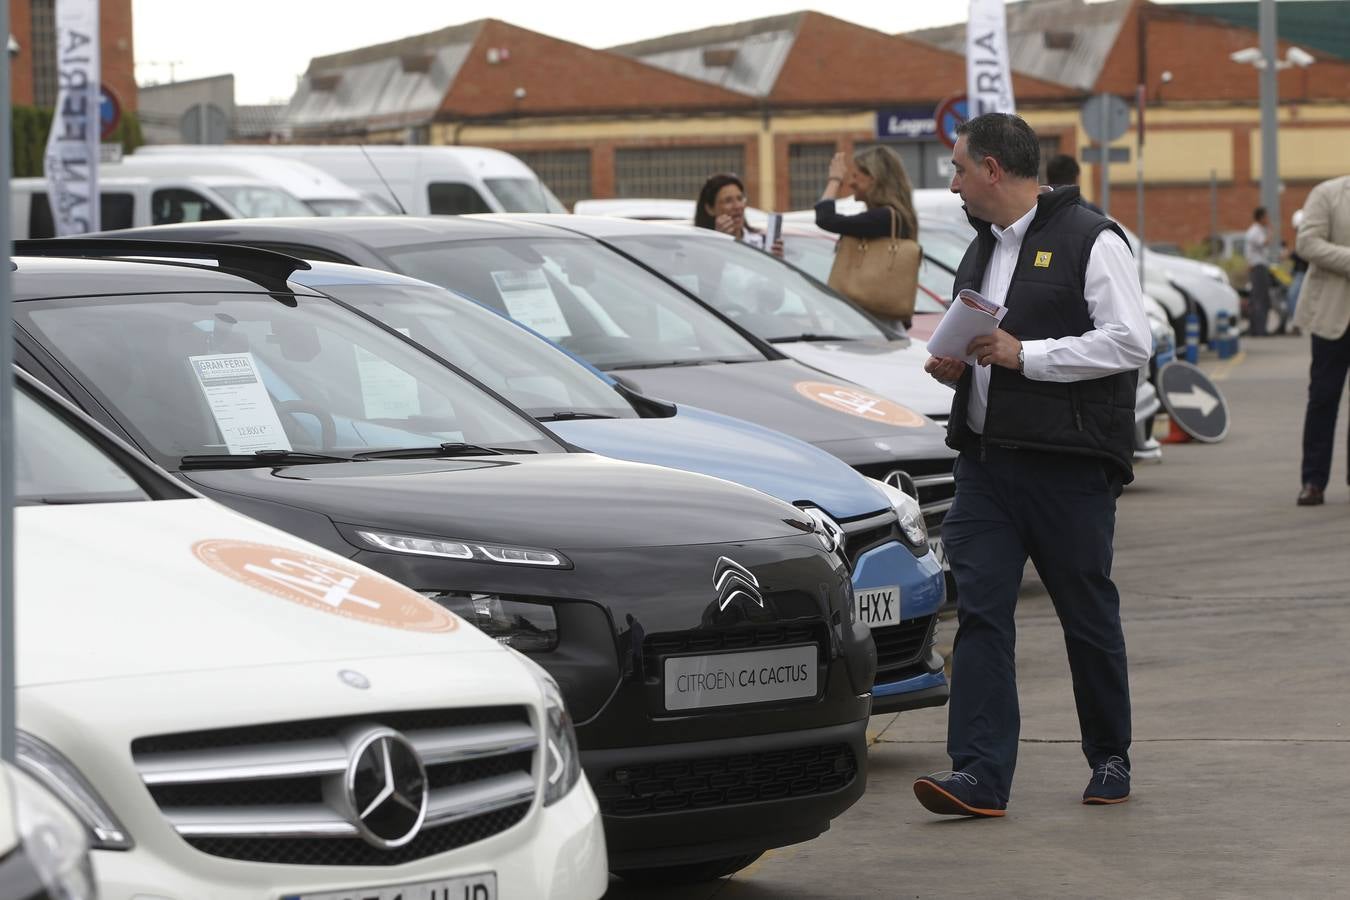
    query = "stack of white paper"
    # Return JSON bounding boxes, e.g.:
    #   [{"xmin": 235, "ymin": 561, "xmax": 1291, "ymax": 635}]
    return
[{"xmin": 926, "ymin": 289, "xmax": 1008, "ymax": 363}]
